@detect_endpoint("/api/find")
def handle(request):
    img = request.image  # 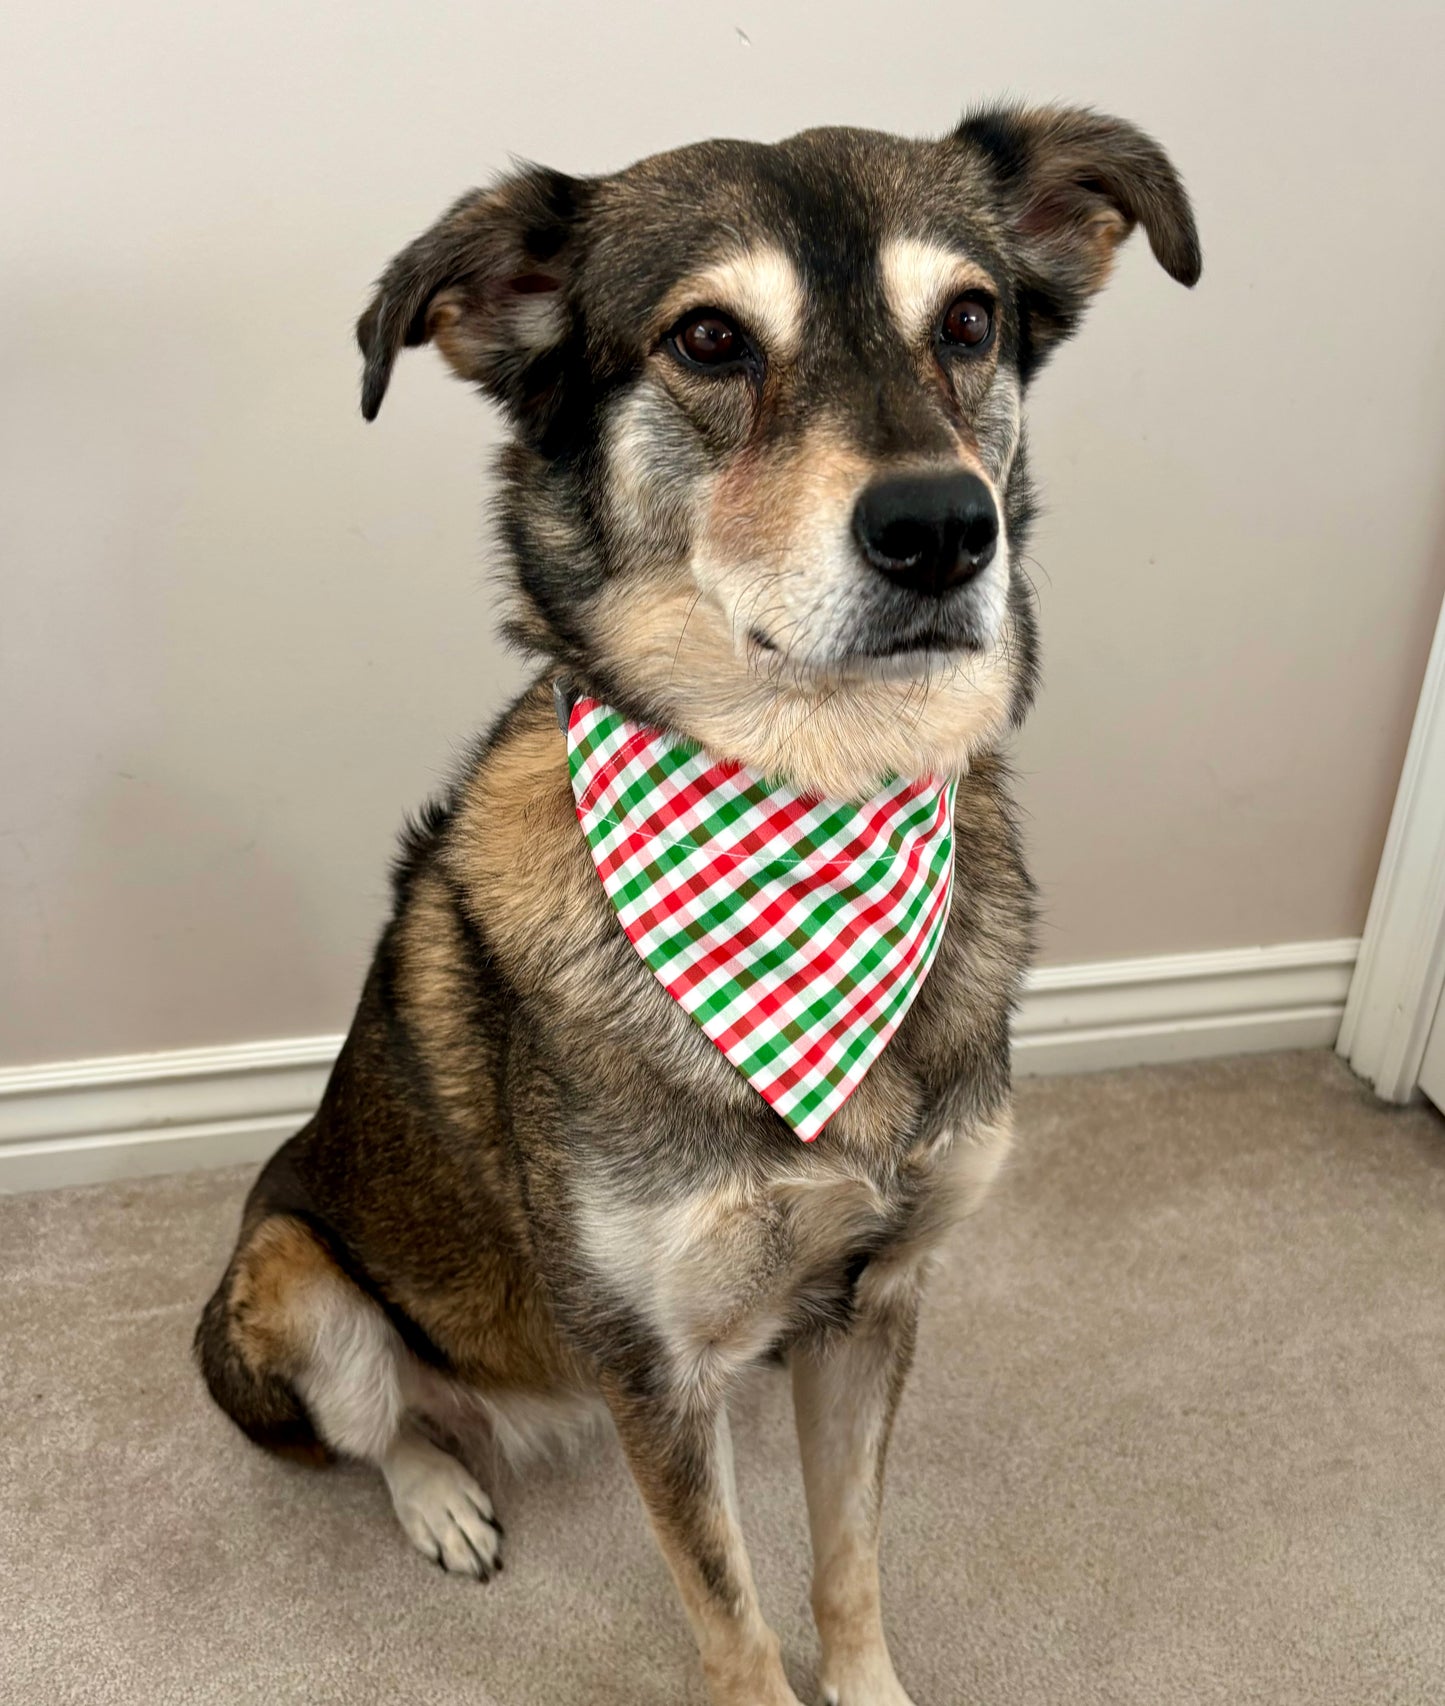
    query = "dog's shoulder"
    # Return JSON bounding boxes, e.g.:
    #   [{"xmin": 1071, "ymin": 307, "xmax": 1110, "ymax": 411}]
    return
[{"xmin": 436, "ymin": 679, "xmax": 623, "ymax": 1000}]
